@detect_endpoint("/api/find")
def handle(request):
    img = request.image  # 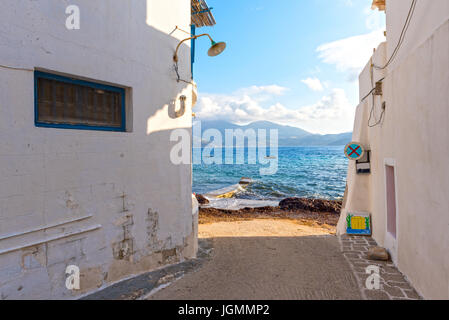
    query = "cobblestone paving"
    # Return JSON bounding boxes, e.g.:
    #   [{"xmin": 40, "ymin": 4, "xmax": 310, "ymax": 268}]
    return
[{"xmin": 339, "ymin": 235, "xmax": 422, "ymax": 300}]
